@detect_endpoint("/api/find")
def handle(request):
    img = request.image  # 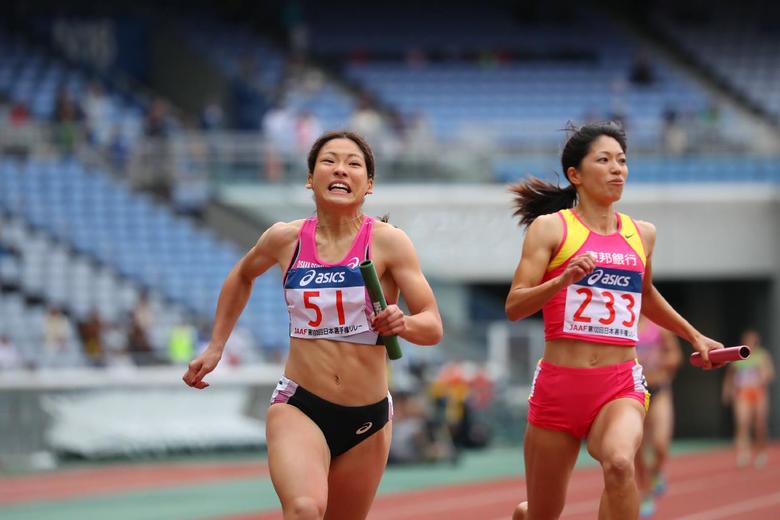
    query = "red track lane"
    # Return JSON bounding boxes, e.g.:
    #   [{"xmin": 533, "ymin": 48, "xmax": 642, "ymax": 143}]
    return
[
  {"xmin": 222, "ymin": 443, "xmax": 780, "ymax": 520},
  {"xmin": 0, "ymin": 461, "xmax": 269, "ymax": 505}
]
